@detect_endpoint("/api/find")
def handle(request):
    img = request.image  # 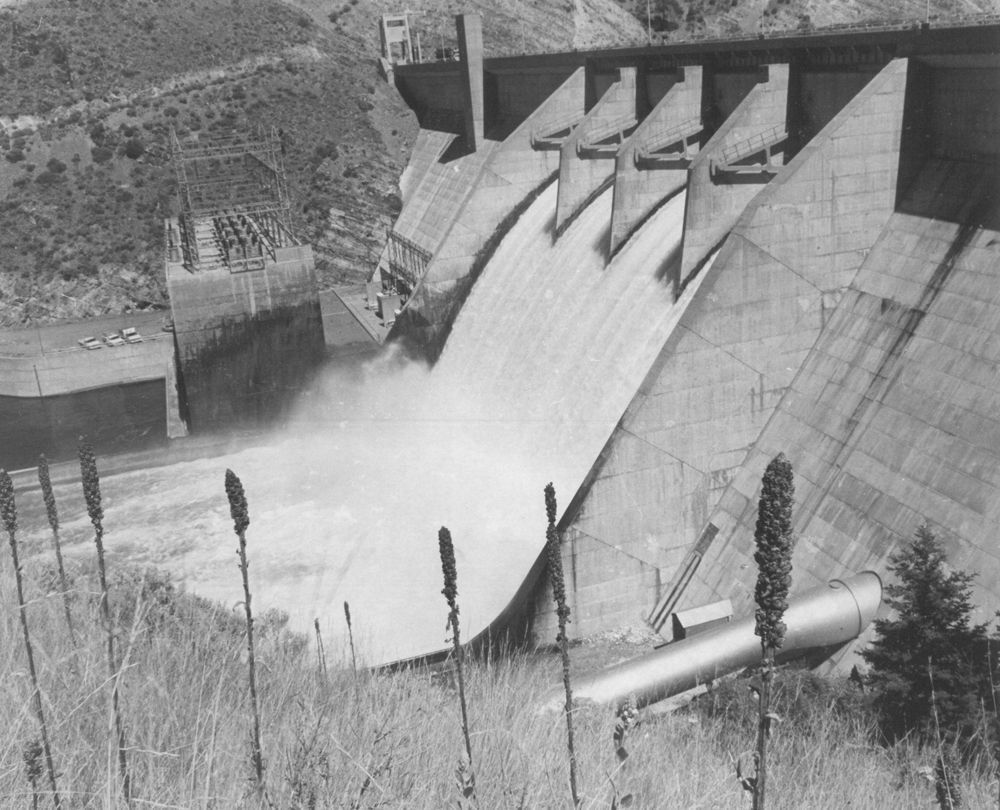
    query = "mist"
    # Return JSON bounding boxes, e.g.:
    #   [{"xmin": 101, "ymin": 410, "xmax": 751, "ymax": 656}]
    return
[{"xmin": 19, "ymin": 181, "xmax": 698, "ymax": 665}]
